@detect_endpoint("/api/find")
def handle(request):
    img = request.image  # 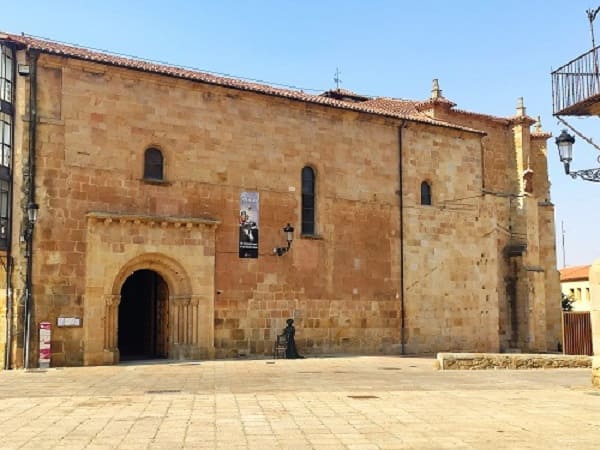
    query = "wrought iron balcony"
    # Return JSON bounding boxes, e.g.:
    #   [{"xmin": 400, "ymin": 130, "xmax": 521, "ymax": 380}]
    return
[{"xmin": 552, "ymin": 46, "xmax": 600, "ymax": 116}]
